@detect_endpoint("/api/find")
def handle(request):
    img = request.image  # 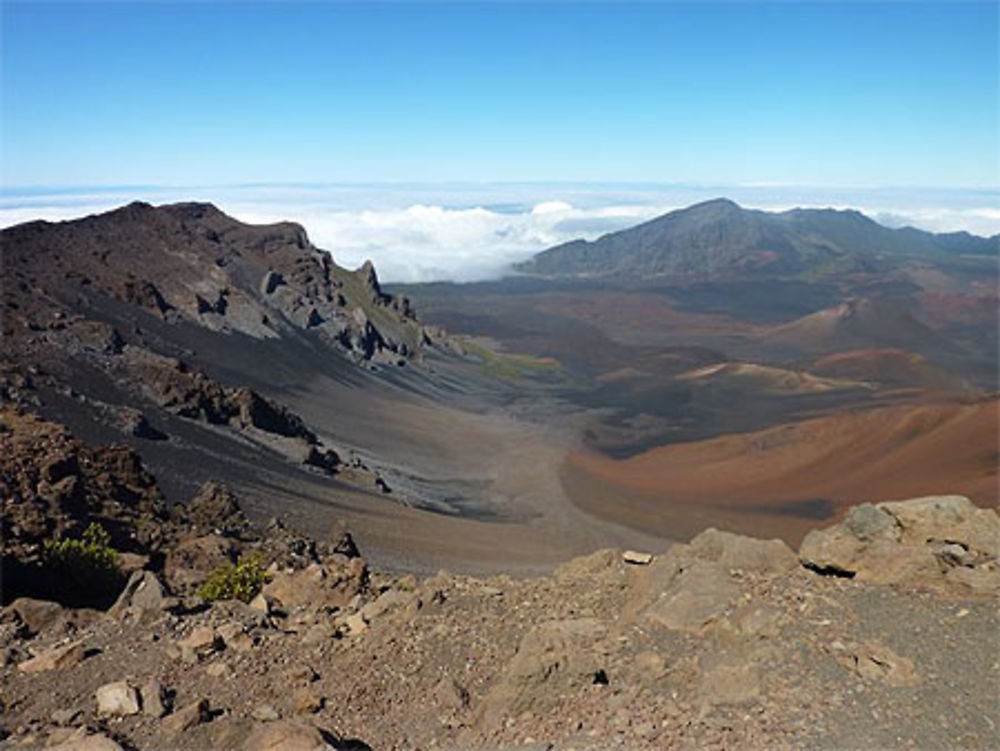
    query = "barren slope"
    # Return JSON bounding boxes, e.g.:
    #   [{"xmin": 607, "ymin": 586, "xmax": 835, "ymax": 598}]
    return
[{"xmin": 565, "ymin": 398, "xmax": 999, "ymax": 545}]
